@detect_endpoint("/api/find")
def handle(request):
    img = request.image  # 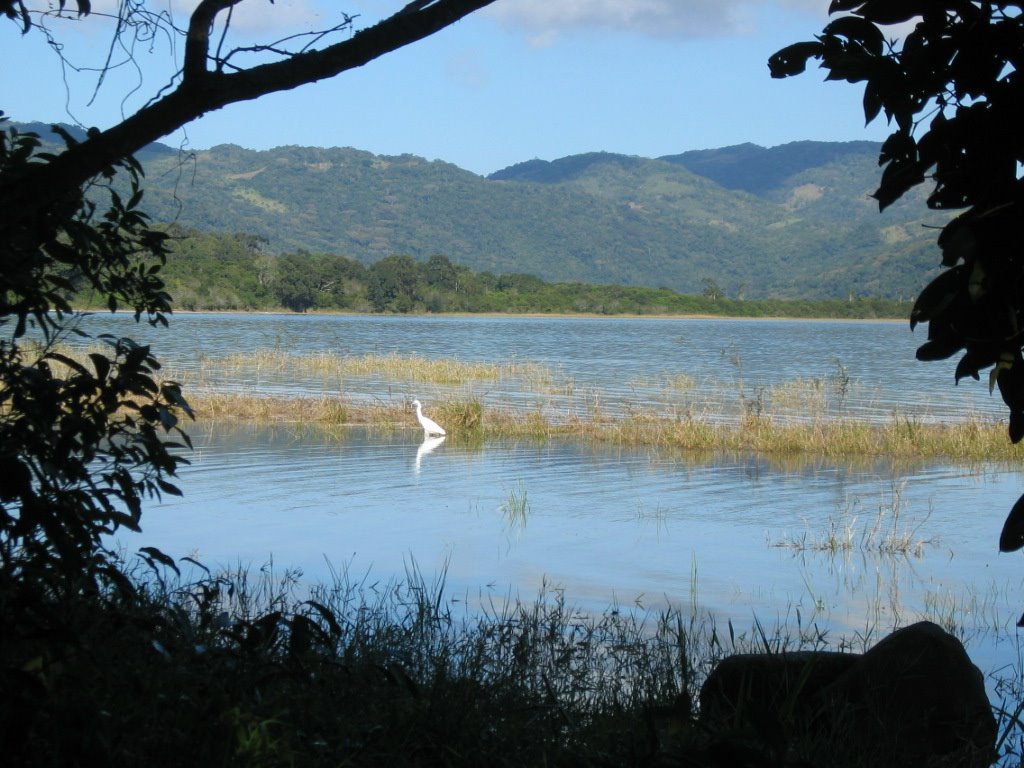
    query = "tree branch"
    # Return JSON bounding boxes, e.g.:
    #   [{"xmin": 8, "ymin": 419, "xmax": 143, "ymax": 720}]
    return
[
  {"xmin": 1, "ymin": 0, "xmax": 495, "ymax": 232},
  {"xmin": 184, "ymin": 0, "xmax": 242, "ymax": 79}
]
